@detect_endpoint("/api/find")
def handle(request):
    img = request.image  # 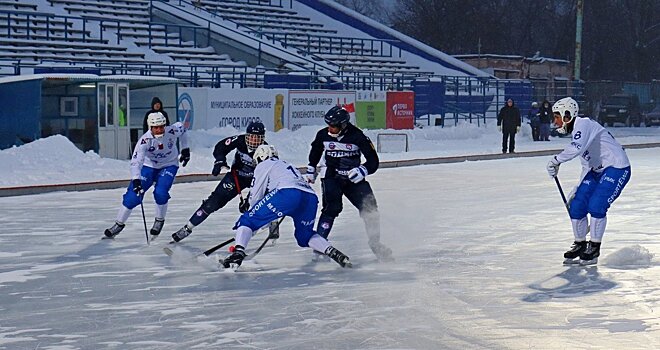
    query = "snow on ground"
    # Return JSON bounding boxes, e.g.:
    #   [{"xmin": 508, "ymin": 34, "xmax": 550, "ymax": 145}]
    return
[
  {"xmin": 0, "ymin": 125, "xmax": 659, "ymax": 349},
  {"xmin": 2, "ymin": 123, "xmax": 660, "ymax": 188}
]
